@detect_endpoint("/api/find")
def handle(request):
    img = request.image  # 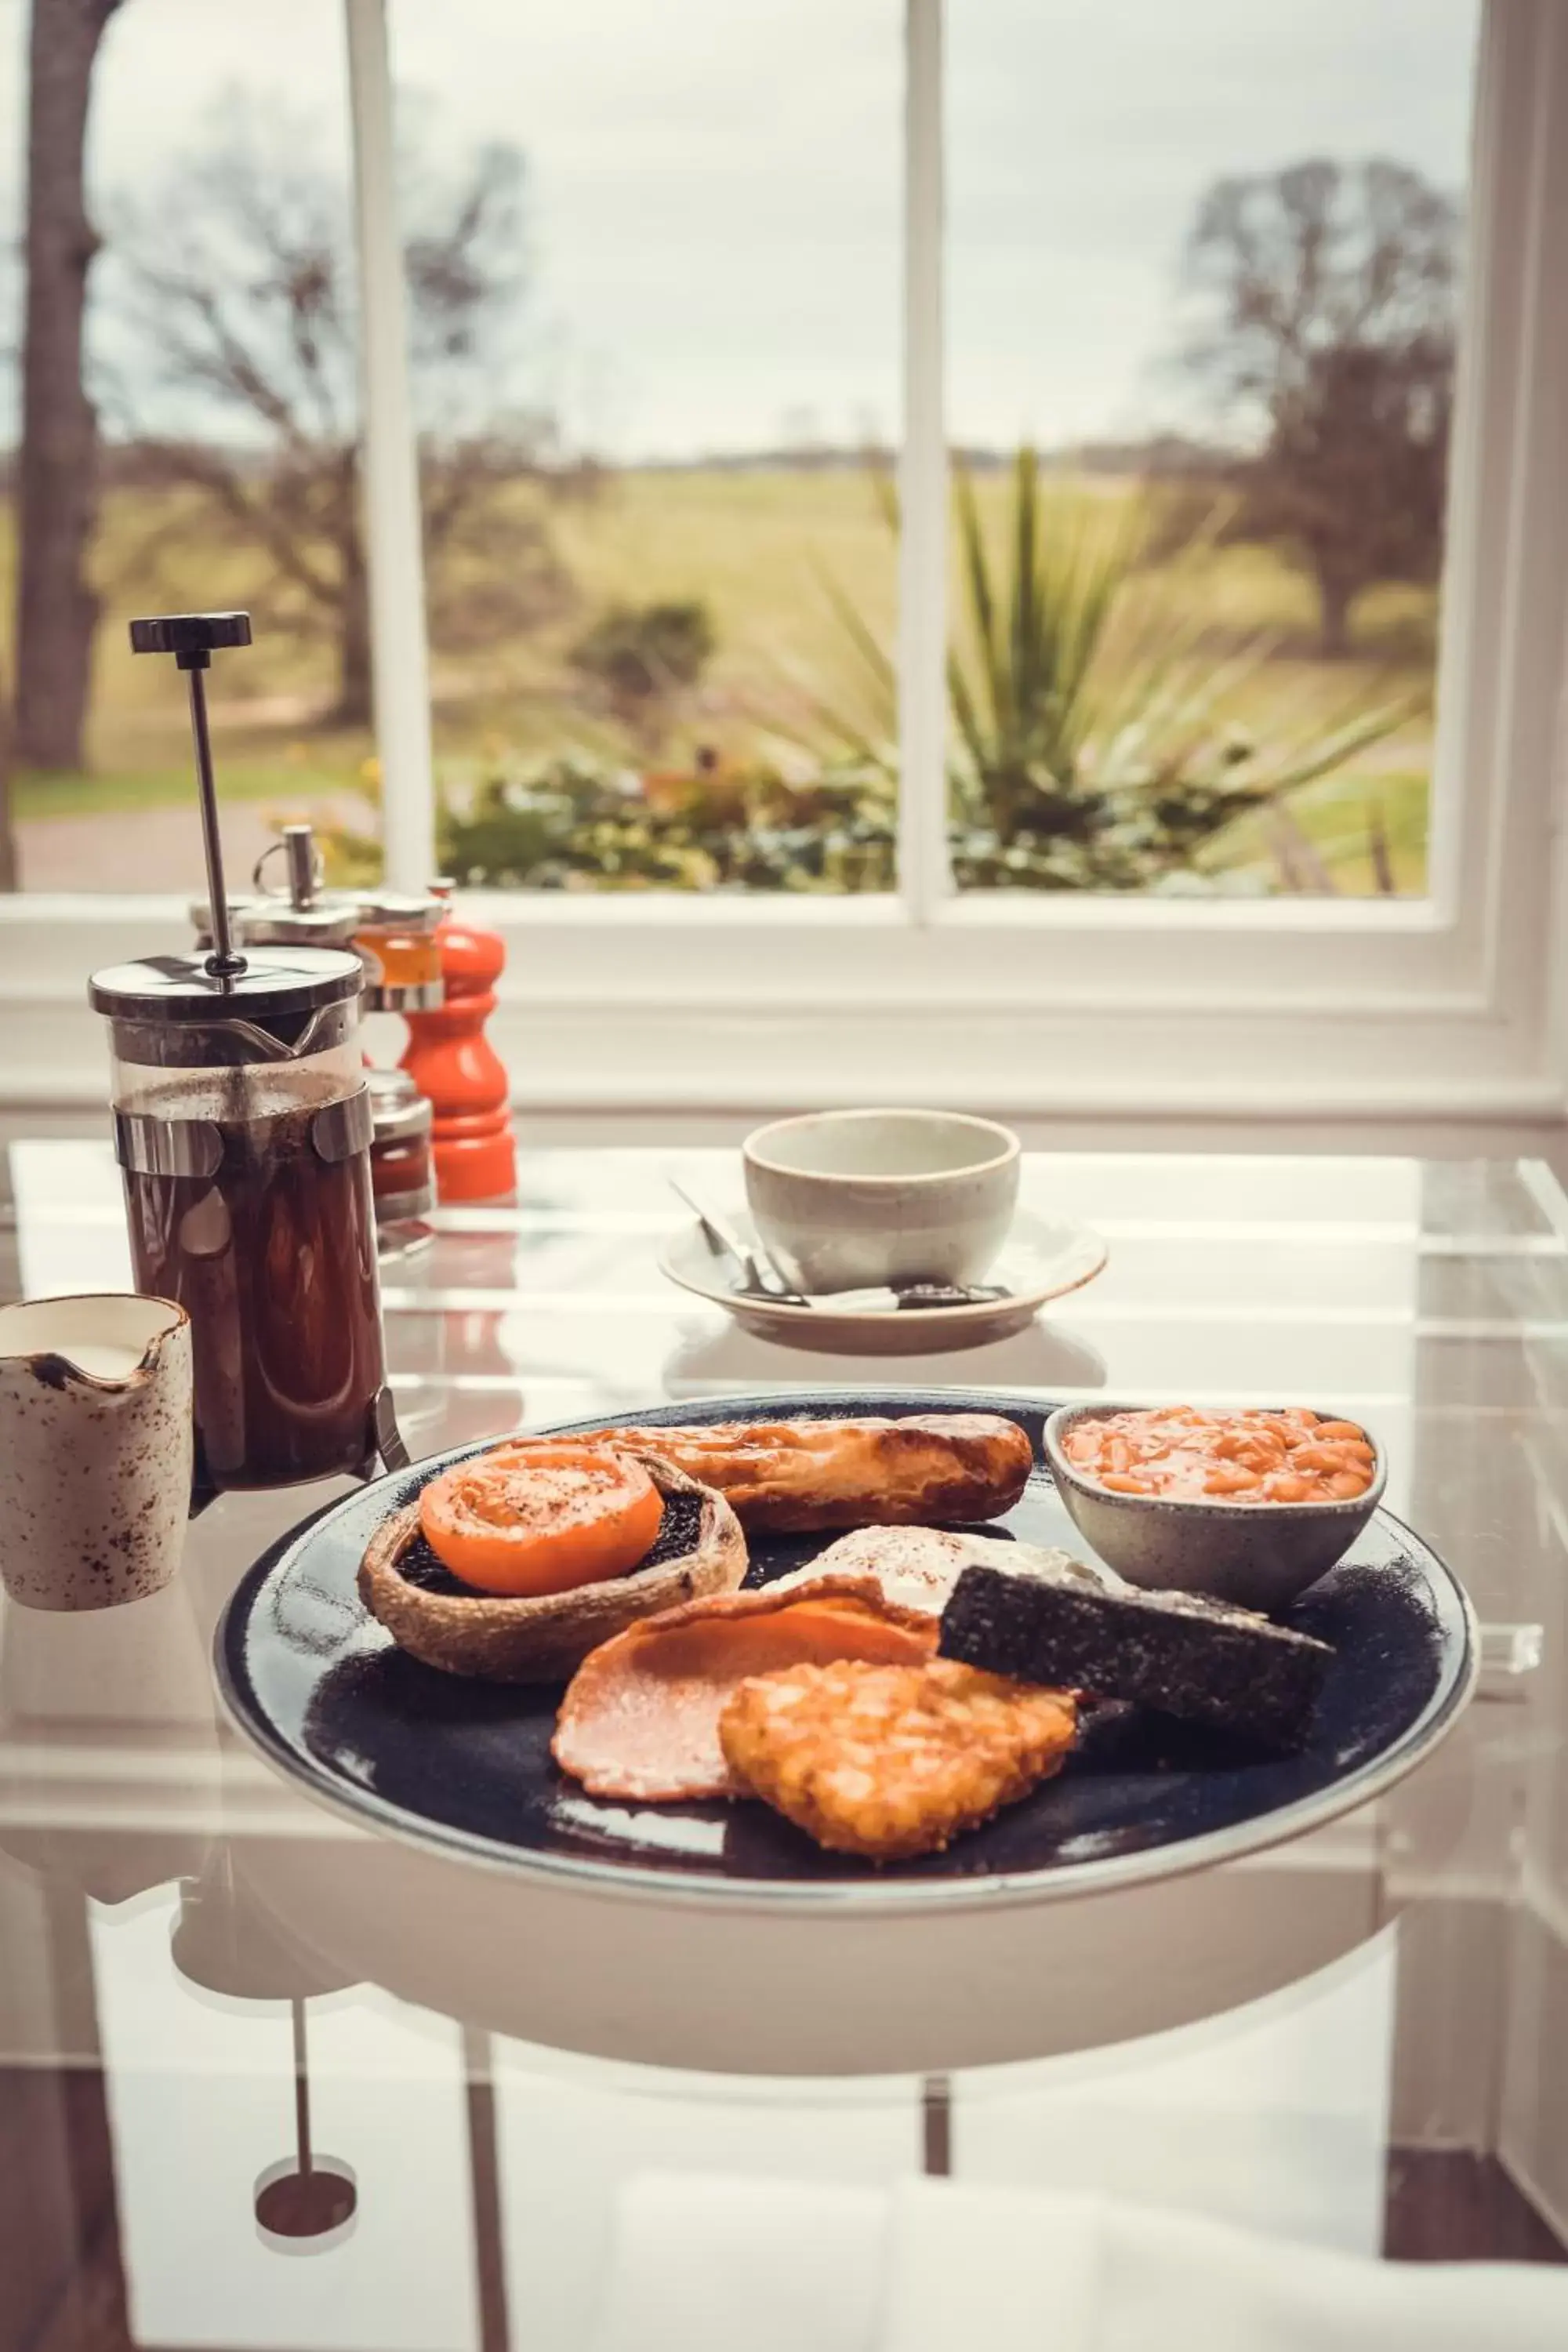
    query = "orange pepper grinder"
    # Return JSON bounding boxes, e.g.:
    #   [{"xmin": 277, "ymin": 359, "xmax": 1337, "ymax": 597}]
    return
[{"xmin": 400, "ymin": 883, "xmax": 517, "ymax": 1202}]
